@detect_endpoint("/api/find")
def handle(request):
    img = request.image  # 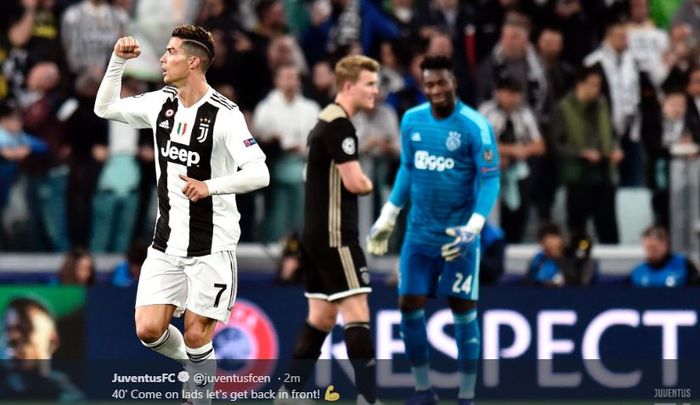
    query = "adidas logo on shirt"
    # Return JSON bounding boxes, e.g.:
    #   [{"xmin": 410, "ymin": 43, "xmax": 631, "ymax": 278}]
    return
[{"xmin": 159, "ymin": 120, "xmax": 170, "ymax": 129}]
